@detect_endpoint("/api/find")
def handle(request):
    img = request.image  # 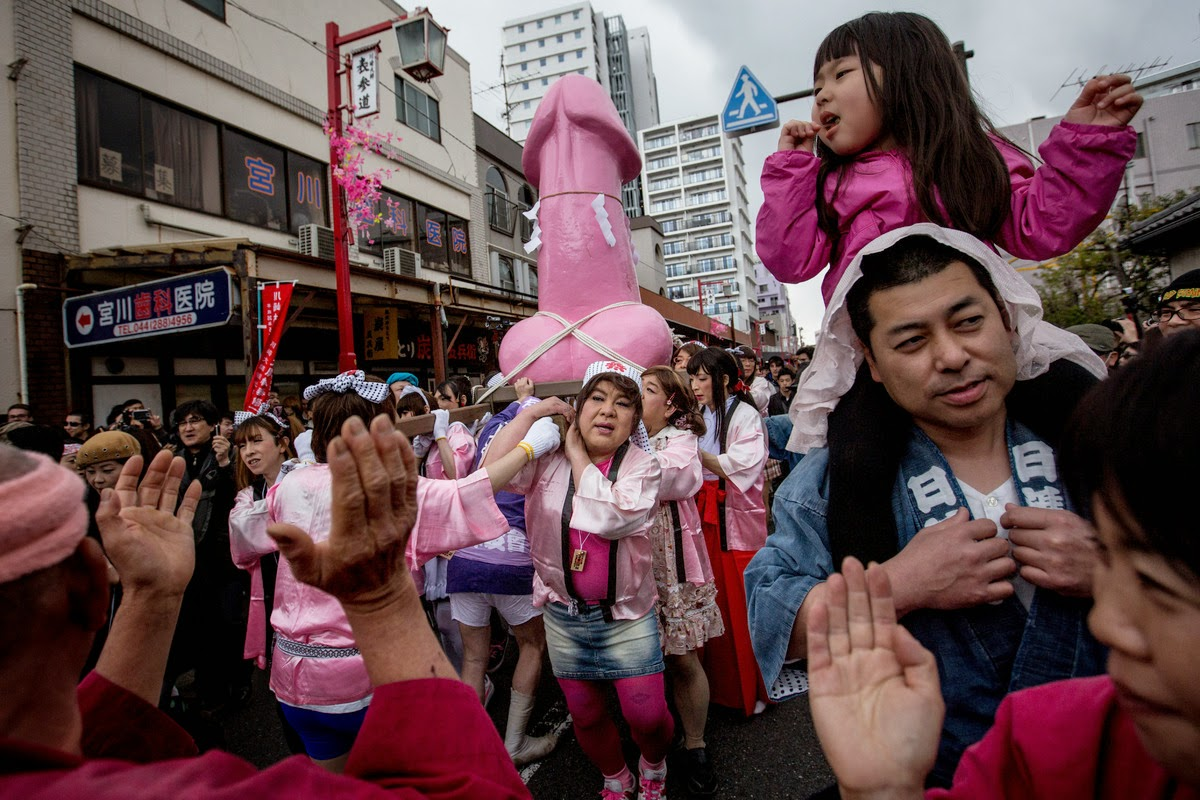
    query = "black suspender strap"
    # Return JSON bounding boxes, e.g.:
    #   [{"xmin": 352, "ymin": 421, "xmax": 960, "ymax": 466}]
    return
[
  {"xmin": 560, "ymin": 443, "xmax": 630, "ymax": 622},
  {"xmin": 716, "ymin": 399, "xmax": 742, "ymax": 552},
  {"xmin": 668, "ymin": 500, "xmax": 687, "ymax": 582}
]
